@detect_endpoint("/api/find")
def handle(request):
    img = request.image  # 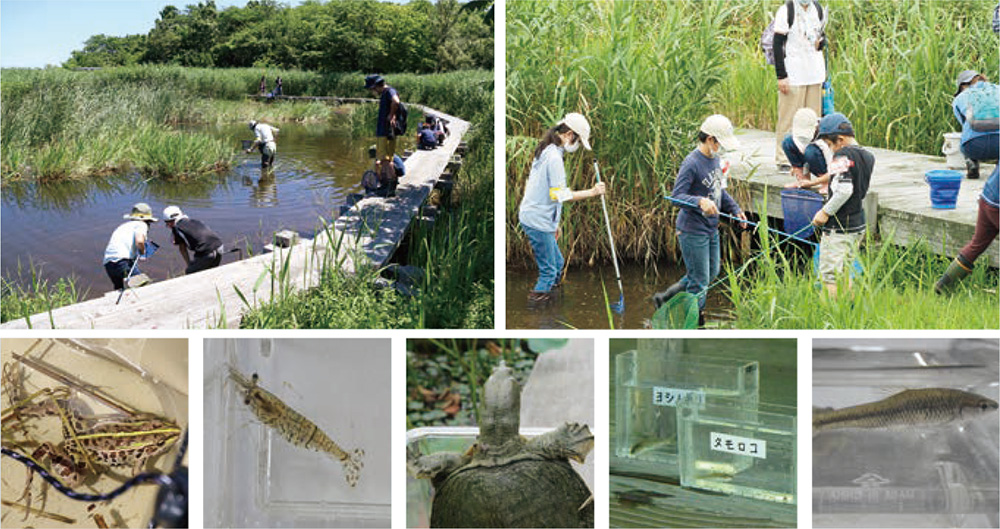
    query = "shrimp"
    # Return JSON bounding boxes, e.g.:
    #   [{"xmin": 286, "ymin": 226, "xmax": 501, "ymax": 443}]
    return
[{"xmin": 229, "ymin": 366, "xmax": 364, "ymax": 487}]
